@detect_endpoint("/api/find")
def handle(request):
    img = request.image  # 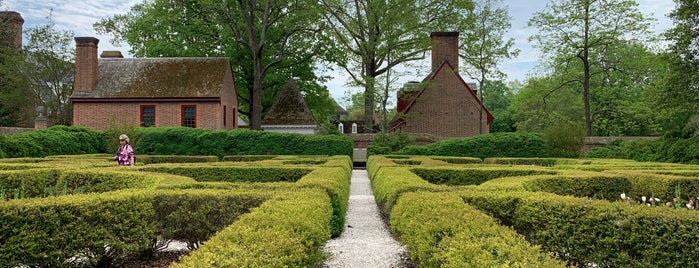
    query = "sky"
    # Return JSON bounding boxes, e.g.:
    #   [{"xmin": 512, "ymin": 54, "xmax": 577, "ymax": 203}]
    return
[{"xmin": 2, "ymin": 0, "xmax": 676, "ymax": 106}]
